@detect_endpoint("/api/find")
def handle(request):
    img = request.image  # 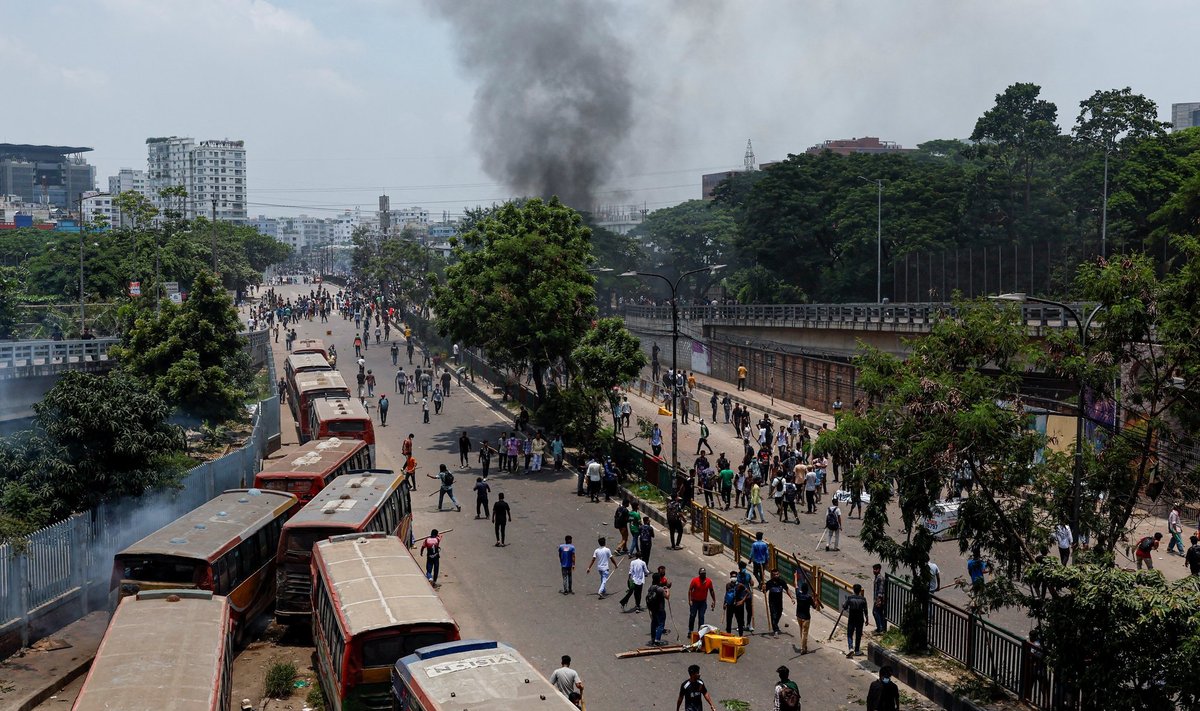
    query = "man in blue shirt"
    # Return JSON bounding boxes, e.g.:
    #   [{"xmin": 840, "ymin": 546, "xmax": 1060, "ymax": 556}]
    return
[
  {"xmin": 967, "ymin": 548, "xmax": 991, "ymax": 589},
  {"xmin": 558, "ymin": 535, "xmax": 576, "ymax": 595},
  {"xmin": 750, "ymin": 531, "xmax": 770, "ymax": 590}
]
